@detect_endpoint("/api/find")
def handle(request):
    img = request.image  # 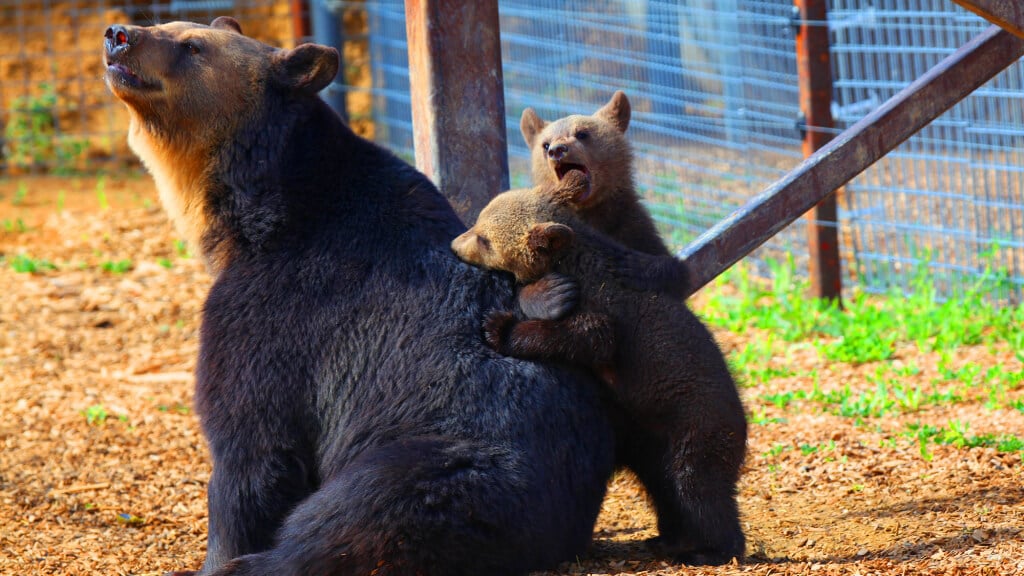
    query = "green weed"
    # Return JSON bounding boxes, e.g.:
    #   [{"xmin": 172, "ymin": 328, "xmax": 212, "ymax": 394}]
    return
[
  {"xmin": 9, "ymin": 254, "xmax": 57, "ymax": 274},
  {"xmin": 83, "ymin": 404, "xmax": 109, "ymax": 425},
  {"xmin": 3, "ymin": 83, "xmax": 88, "ymax": 173},
  {"xmin": 100, "ymin": 259, "xmax": 133, "ymax": 274},
  {"xmin": 2, "ymin": 218, "xmax": 27, "ymax": 233},
  {"xmin": 95, "ymin": 176, "xmax": 109, "ymax": 210}
]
